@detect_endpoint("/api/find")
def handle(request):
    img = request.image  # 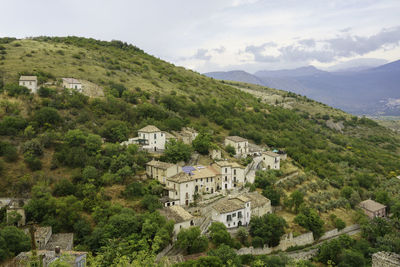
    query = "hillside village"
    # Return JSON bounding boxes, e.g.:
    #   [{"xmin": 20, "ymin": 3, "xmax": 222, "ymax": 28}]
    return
[{"xmin": 1, "ymin": 37, "xmax": 400, "ymax": 267}]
